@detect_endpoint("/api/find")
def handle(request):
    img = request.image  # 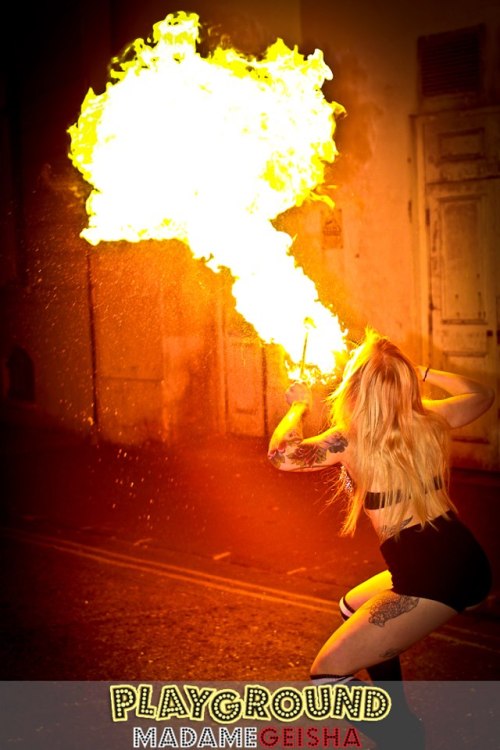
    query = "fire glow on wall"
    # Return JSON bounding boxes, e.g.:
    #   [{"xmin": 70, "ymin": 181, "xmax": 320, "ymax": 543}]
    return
[{"xmin": 68, "ymin": 11, "xmax": 348, "ymax": 378}]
